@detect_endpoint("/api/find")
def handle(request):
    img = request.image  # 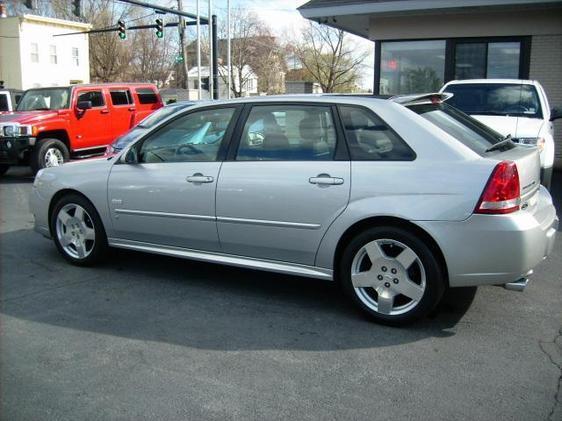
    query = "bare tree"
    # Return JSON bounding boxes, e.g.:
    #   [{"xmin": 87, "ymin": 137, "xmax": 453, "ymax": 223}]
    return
[
  {"xmin": 292, "ymin": 22, "xmax": 366, "ymax": 93},
  {"xmin": 217, "ymin": 10, "xmax": 284, "ymax": 97}
]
